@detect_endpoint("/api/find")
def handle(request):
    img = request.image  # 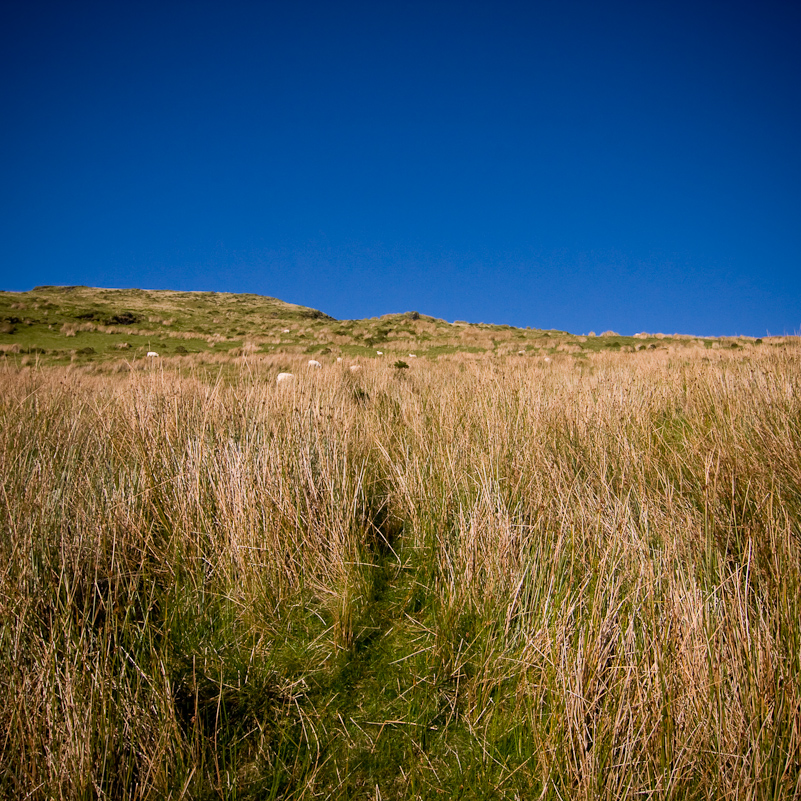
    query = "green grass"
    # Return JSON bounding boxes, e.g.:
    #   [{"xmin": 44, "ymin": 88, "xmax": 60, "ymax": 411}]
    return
[{"xmin": 0, "ymin": 285, "xmax": 766, "ymax": 367}]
